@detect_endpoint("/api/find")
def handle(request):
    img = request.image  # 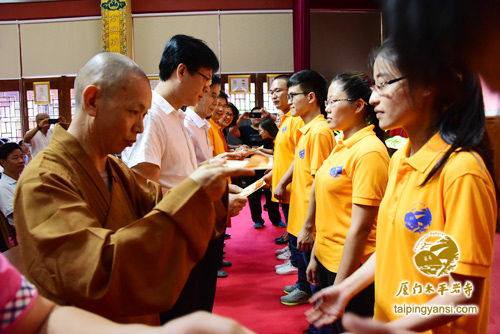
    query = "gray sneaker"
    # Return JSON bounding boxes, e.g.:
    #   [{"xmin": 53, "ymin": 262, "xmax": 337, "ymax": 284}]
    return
[
  {"xmin": 280, "ymin": 288, "xmax": 311, "ymax": 306},
  {"xmin": 283, "ymin": 283, "xmax": 298, "ymax": 294}
]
